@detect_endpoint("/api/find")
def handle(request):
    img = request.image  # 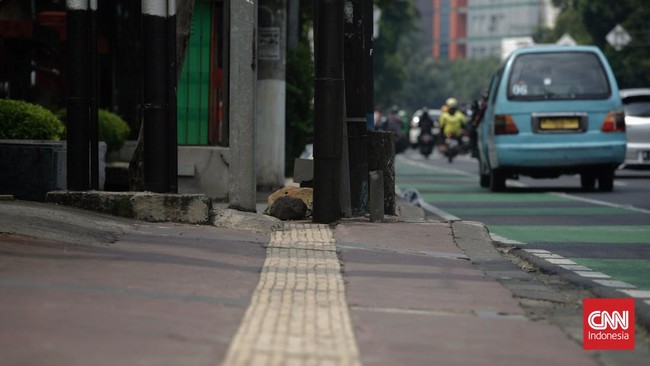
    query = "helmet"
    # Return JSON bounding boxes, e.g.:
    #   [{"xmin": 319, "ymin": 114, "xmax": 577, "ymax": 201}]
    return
[{"xmin": 445, "ymin": 98, "xmax": 457, "ymax": 108}]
